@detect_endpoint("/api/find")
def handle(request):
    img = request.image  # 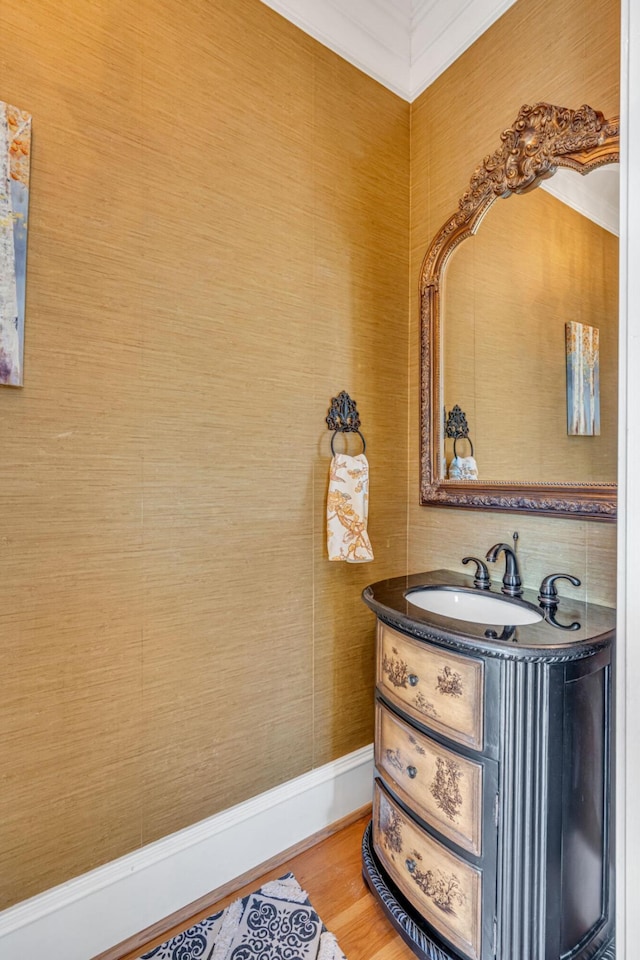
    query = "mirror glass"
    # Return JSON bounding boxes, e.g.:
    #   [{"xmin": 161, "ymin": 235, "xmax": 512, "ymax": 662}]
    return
[
  {"xmin": 442, "ymin": 164, "xmax": 619, "ymax": 484},
  {"xmin": 419, "ymin": 103, "xmax": 619, "ymax": 519}
]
